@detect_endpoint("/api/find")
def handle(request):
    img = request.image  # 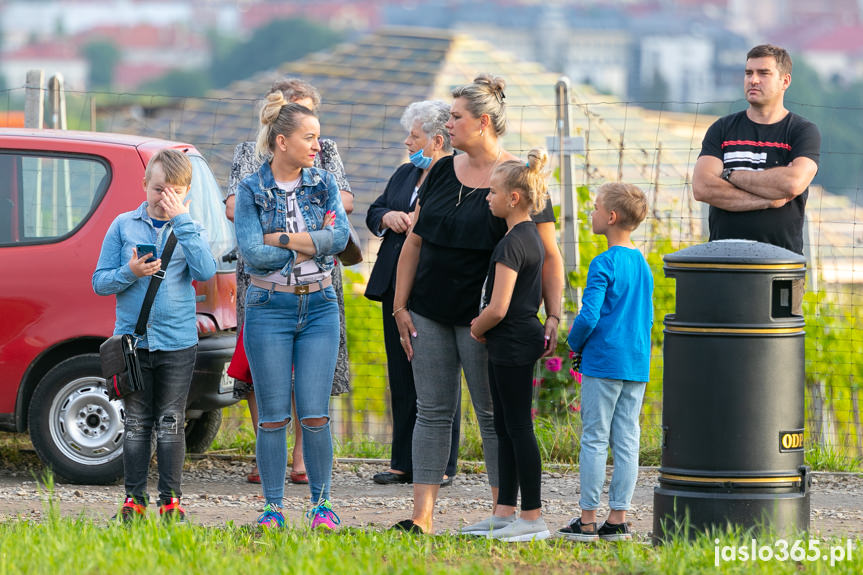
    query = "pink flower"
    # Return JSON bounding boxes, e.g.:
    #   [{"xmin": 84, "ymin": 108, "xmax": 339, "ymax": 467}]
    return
[
  {"xmin": 571, "ymin": 370, "xmax": 582, "ymax": 384},
  {"xmin": 569, "ymin": 350, "xmax": 576, "ymax": 359},
  {"xmin": 545, "ymin": 357, "xmax": 562, "ymax": 372},
  {"xmin": 568, "ymin": 402, "xmax": 581, "ymax": 413},
  {"xmin": 532, "ymin": 378, "xmax": 540, "ymax": 388},
  {"xmin": 530, "ymin": 408, "xmax": 538, "ymax": 420}
]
